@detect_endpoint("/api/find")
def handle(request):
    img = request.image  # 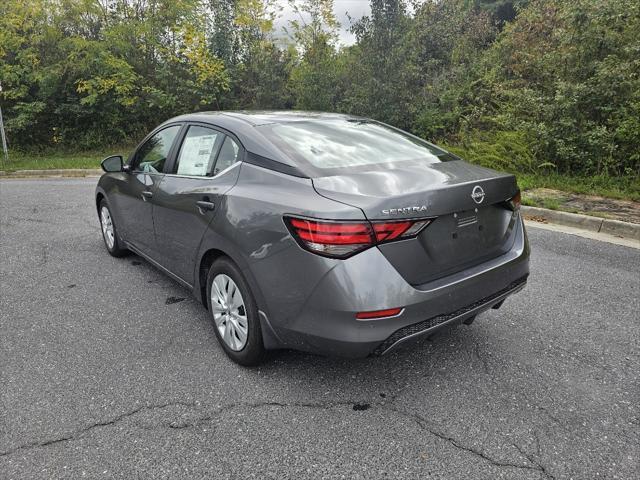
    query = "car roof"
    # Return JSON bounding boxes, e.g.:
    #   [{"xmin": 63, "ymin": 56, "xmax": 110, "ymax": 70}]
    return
[
  {"xmin": 169, "ymin": 110, "xmax": 364, "ymax": 127},
  {"xmin": 160, "ymin": 110, "xmax": 368, "ymax": 177}
]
